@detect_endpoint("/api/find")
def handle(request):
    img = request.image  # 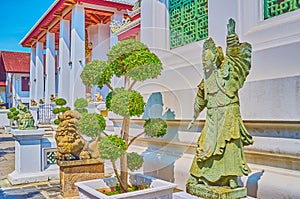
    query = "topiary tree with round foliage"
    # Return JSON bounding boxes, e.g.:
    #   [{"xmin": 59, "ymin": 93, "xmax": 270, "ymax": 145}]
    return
[
  {"xmin": 74, "ymin": 98, "xmax": 88, "ymax": 114},
  {"xmin": 52, "ymin": 98, "xmax": 70, "ymax": 125},
  {"xmin": 80, "ymin": 39, "xmax": 168, "ymax": 193}
]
